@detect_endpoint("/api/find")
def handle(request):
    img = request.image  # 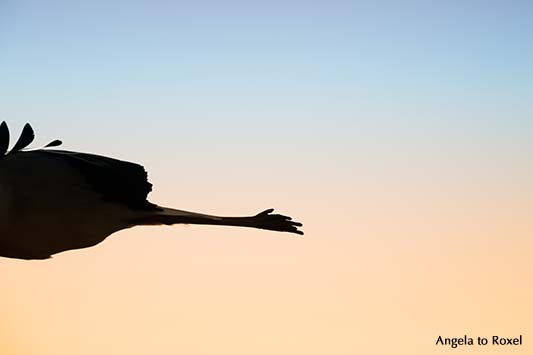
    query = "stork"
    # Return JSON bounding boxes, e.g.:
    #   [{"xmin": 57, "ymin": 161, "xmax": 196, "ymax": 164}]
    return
[{"xmin": 0, "ymin": 122, "xmax": 303, "ymax": 260}]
